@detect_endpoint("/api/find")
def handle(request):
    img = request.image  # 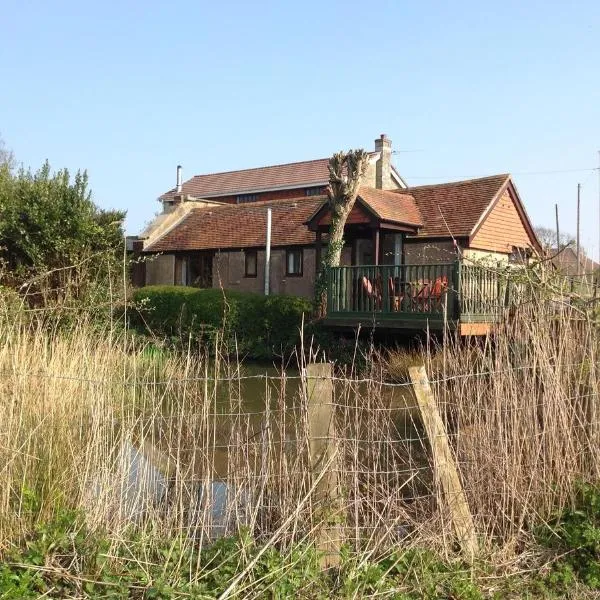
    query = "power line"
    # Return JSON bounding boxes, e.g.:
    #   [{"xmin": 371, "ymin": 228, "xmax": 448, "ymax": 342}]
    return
[{"xmin": 405, "ymin": 167, "xmax": 599, "ymax": 180}]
